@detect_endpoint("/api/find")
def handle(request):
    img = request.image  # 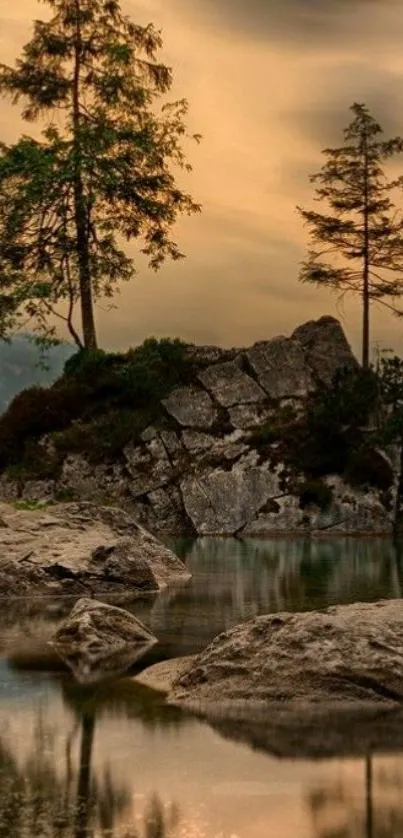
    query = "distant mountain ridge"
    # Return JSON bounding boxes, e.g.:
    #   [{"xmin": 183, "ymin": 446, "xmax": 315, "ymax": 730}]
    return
[{"xmin": 0, "ymin": 335, "xmax": 74, "ymax": 414}]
